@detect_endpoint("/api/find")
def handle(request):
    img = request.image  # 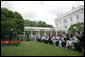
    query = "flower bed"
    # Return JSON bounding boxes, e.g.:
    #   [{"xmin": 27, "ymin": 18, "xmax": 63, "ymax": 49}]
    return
[{"xmin": 1, "ymin": 40, "xmax": 21, "ymax": 46}]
